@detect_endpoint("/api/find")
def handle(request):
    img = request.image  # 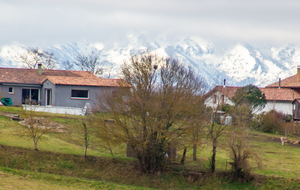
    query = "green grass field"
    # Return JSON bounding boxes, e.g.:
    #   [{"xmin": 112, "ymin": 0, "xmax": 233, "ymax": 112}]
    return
[
  {"xmin": 0, "ymin": 167, "xmax": 154, "ymax": 190},
  {"xmin": 1, "ymin": 106, "xmax": 300, "ymax": 189}
]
